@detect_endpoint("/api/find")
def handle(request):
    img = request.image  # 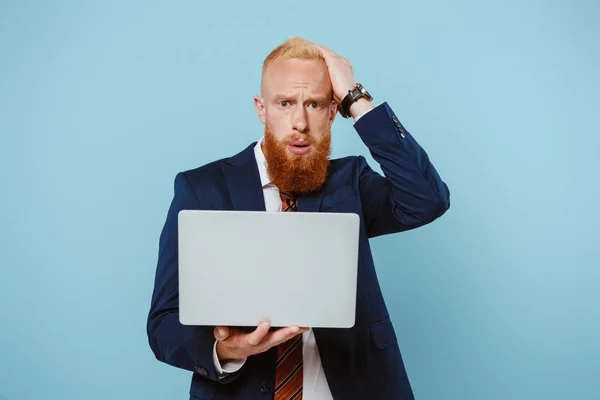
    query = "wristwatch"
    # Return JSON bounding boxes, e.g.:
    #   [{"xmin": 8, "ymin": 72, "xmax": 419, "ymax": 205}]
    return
[{"xmin": 338, "ymin": 83, "xmax": 373, "ymax": 118}]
